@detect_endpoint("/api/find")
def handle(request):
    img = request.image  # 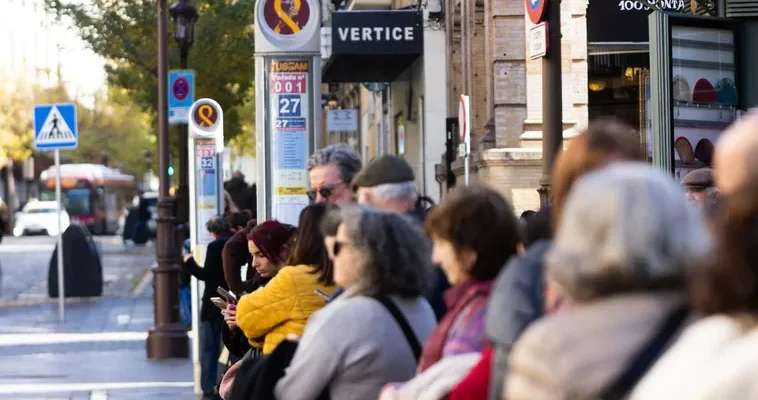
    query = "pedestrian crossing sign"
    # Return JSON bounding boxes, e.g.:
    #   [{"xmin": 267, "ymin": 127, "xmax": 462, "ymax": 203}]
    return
[{"xmin": 33, "ymin": 103, "xmax": 78, "ymax": 150}]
